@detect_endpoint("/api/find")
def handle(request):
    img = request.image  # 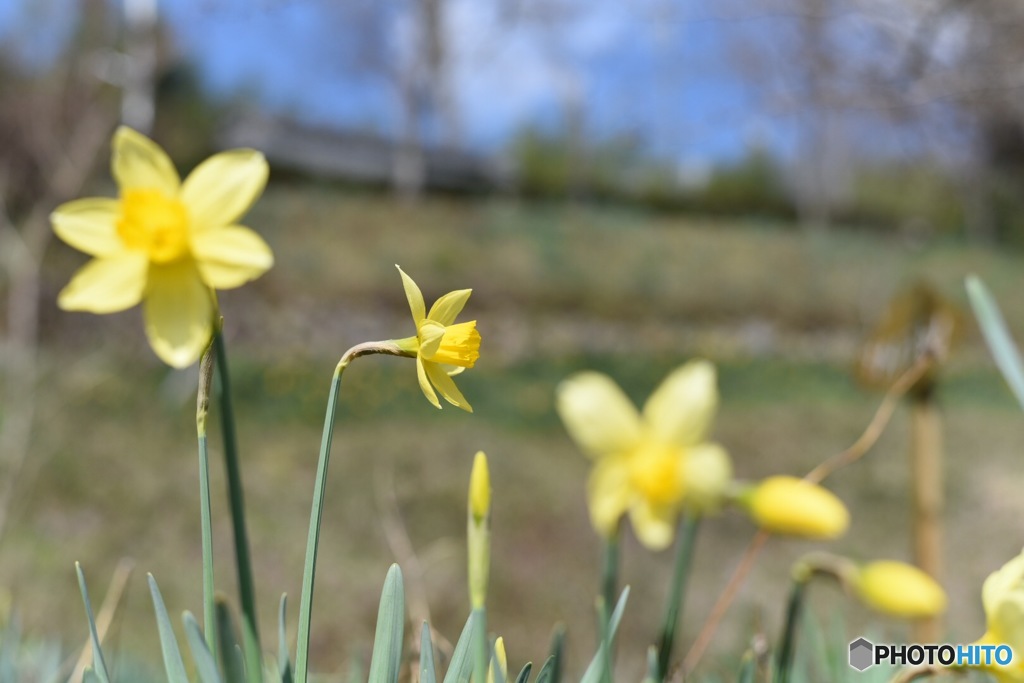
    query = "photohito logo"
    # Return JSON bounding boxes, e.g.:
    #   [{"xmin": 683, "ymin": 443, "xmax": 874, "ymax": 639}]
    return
[{"xmin": 849, "ymin": 637, "xmax": 1013, "ymax": 671}]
